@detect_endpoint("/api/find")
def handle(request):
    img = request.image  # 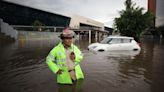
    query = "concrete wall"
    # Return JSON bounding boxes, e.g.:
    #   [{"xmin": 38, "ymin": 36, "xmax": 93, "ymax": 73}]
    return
[
  {"xmin": 156, "ymin": 0, "xmax": 164, "ymax": 27},
  {"xmin": 155, "ymin": 0, "xmax": 164, "ymax": 37},
  {"xmin": 17, "ymin": 31, "xmax": 61, "ymax": 47},
  {"xmin": 18, "ymin": 31, "xmax": 61, "ymax": 41},
  {"xmin": 0, "ymin": 18, "xmax": 18, "ymax": 40}
]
